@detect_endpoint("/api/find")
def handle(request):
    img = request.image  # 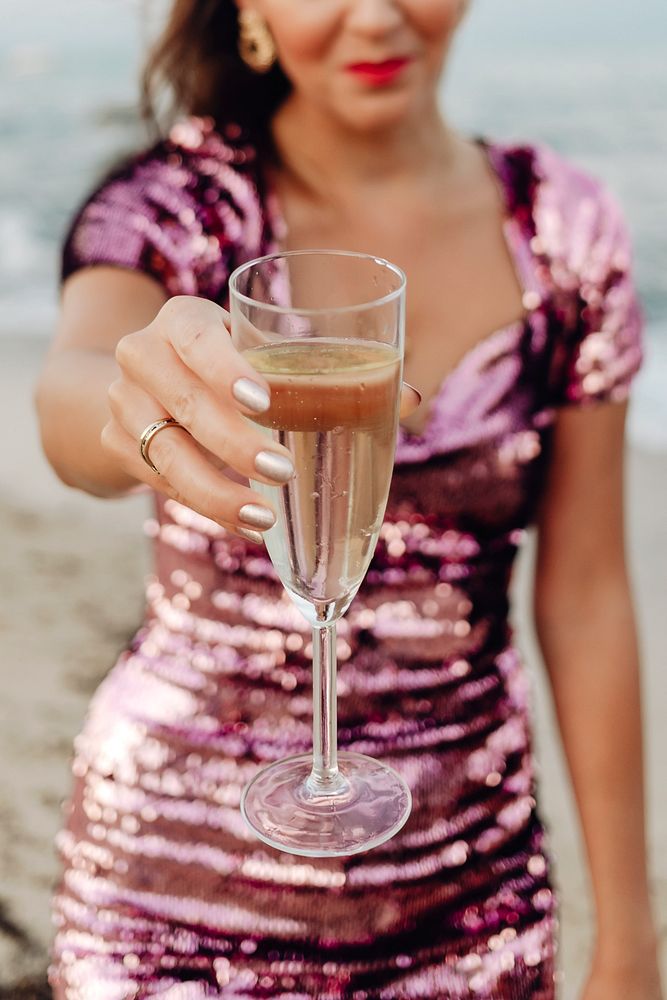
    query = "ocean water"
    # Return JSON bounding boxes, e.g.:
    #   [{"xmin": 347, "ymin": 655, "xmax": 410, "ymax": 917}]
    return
[{"xmin": 1, "ymin": 0, "xmax": 666, "ymax": 449}]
